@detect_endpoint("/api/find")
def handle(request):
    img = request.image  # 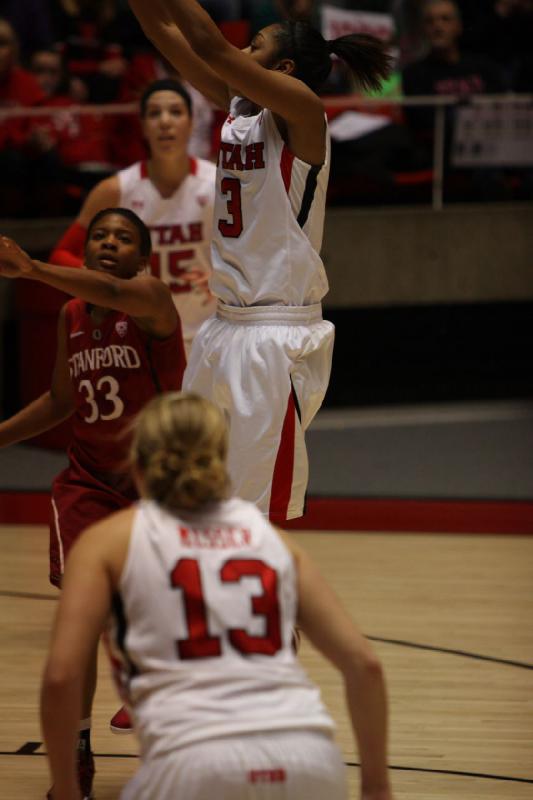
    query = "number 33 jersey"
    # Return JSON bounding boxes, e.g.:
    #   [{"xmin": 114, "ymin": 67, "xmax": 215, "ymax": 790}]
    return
[
  {"xmin": 107, "ymin": 497, "xmax": 334, "ymax": 758},
  {"xmin": 65, "ymin": 299, "xmax": 185, "ymax": 476}
]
